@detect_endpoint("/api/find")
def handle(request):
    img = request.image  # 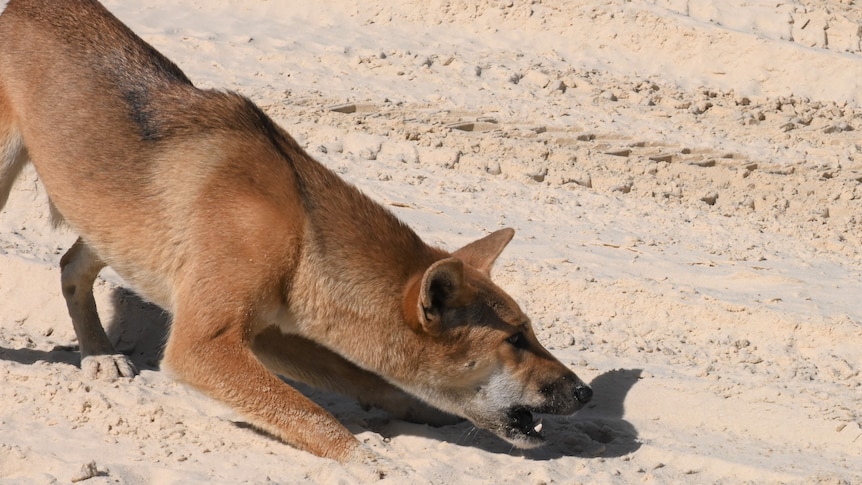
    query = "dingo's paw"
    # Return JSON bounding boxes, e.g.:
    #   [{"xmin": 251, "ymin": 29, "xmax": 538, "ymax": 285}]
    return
[
  {"xmin": 82, "ymin": 354, "xmax": 137, "ymax": 380},
  {"xmin": 344, "ymin": 445, "xmax": 424, "ymax": 483}
]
